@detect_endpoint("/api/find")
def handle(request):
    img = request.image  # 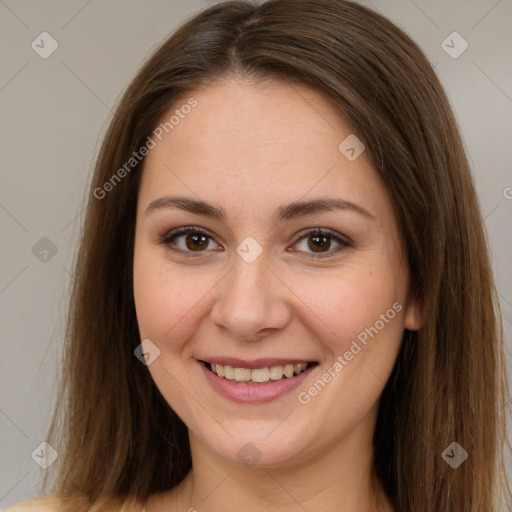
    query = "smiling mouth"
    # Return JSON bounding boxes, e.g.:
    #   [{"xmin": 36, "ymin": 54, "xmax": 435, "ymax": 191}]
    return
[{"xmin": 201, "ymin": 361, "xmax": 318, "ymax": 384}]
